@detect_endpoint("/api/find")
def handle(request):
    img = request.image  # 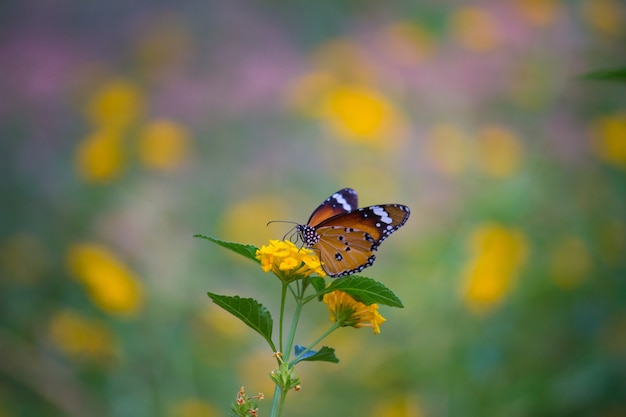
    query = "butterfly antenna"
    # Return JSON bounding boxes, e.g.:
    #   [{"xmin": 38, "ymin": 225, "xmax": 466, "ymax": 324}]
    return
[{"xmin": 266, "ymin": 220, "xmax": 298, "ymax": 227}]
